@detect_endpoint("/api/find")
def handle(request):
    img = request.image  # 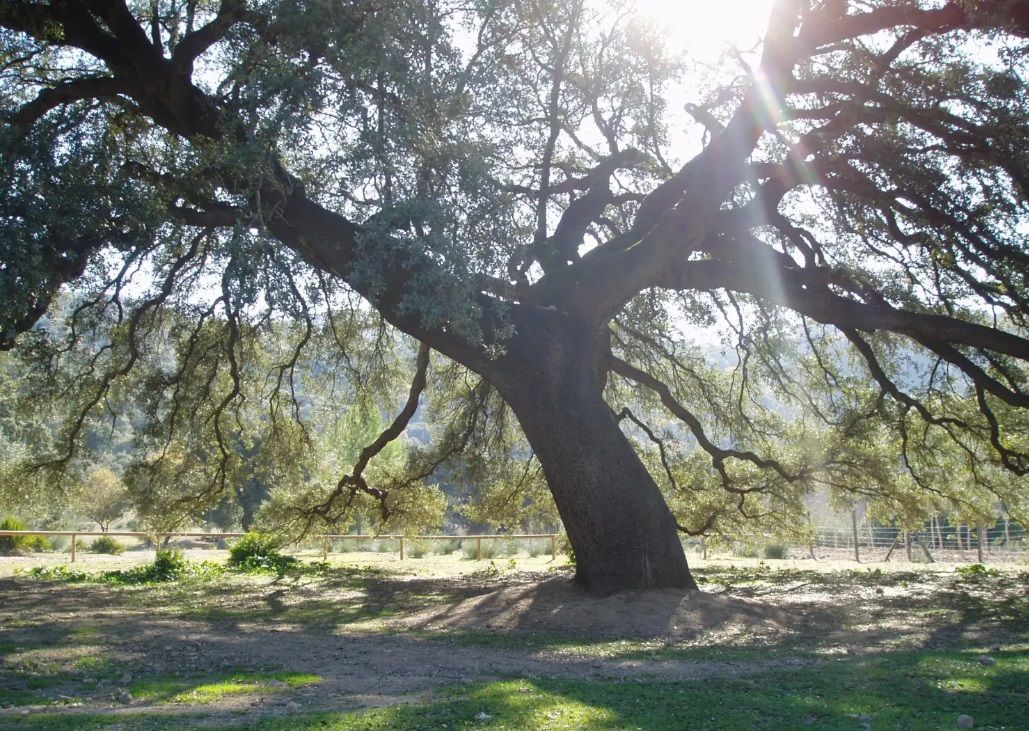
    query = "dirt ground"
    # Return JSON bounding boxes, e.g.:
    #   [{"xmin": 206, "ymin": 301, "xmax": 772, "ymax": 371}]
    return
[{"xmin": 0, "ymin": 551, "xmax": 1025, "ymax": 727}]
